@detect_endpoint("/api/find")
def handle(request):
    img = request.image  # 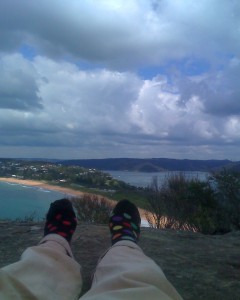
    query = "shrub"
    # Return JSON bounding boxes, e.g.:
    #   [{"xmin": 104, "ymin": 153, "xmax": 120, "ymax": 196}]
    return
[
  {"xmin": 144, "ymin": 176, "xmax": 166, "ymax": 228},
  {"xmin": 145, "ymin": 173, "xmax": 219, "ymax": 234},
  {"xmin": 186, "ymin": 180, "xmax": 218, "ymax": 234},
  {"xmin": 210, "ymin": 169, "xmax": 240, "ymax": 231},
  {"xmin": 162, "ymin": 173, "xmax": 196, "ymax": 230},
  {"xmin": 71, "ymin": 194, "xmax": 113, "ymax": 224},
  {"xmin": 15, "ymin": 211, "xmax": 39, "ymax": 222}
]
